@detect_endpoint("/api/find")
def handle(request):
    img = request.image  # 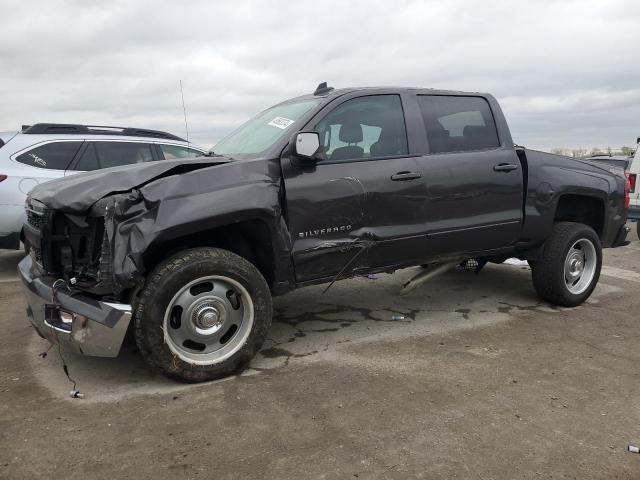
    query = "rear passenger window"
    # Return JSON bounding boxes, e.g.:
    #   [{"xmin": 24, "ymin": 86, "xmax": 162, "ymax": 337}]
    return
[
  {"xmin": 96, "ymin": 142, "xmax": 154, "ymax": 169},
  {"xmin": 418, "ymin": 96, "xmax": 500, "ymax": 154},
  {"xmin": 160, "ymin": 144, "xmax": 201, "ymax": 159},
  {"xmin": 15, "ymin": 142, "xmax": 82, "ymax": 170},
  {"xmin": 74, "ymin": 142, "xmax": 154, "ymax": 171}
]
